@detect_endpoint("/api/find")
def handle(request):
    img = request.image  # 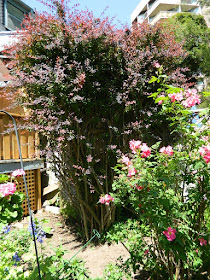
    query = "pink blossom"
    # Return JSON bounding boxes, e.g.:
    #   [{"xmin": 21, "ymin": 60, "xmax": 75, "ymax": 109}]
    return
[
  {"xmin": 199, "ymin": 145, "xmax": 210, "ymax": 164},
  {"xmin": 87, "ymin": 154, "xmax": 93, "ymax": 163},
  {"xmin": 0, "ymin": 183, "xmax": 16, "ymax": 197},
  {"xmin": 98, "ymin": 194, "xmax": 114, "ymax": 205},
  {"xmin": 168, "ymin": 92, "xmax": 183, "ymax": 103},
  {"xmin": 158, "ymin": 94, "xmax": 165, "ymax": 105},
  {"xmin": 154, "ymin": 62, "xmax": 160, "ymax": 68},
  {"xmin": 185, "ymin": 88, "xmax": 197, "ymax": 98},
  {"xmin": 141, "ymin": 143, "xmax": 151, "ymax": 158},
  {"xmin": 129, "ymin": 140, "xmax": 141, "ymax": 154},
  {"xmin": 160, "ymin": 146, "xmax": 174, "ymax": 156},
  {"xmin": 198, "ymin": 237, "xmax": 207, "ymax": 246},
  {"xmin": 136, "ymin": 185, "xmax": 144, "ymax": 190},
  {"xmin": 182, "ymin": 94, "xmax": 201, "ymax": 108},
  {"xmin": 122, "ymin": 155, "xmax": 131, "ymax": 166},
  {"xmin": 98, "ymin": 196, "xmax": 106, "ymax": 204},
  {"xmin": 144, "ymin": 249, "xmax": 149, "ymax": 254},
  {"xmin": 127, "ymin": 167, "xmax": 137, "ymax": 177},
  {"xmin": 163, "ymin": 227, "xmax": 176, "ymax": 241},
  {"xmin": 11, "ymin": 169, "xmax": 26, "ymax": 177},
  {"xmin": 168, "ymin": 93, "xmax": 176, "ymax": 103},
  {"xmin": 104, "ymin": 194, "xmax": 114, "ymax": 205}
]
